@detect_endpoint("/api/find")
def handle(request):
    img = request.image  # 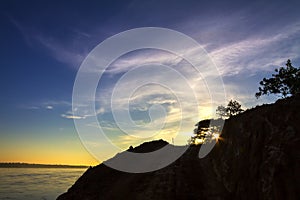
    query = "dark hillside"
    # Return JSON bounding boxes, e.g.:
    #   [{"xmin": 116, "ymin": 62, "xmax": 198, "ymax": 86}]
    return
[{"xmin": 57, "ymin": 95, "xmax": 300, "ymax": 200}]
